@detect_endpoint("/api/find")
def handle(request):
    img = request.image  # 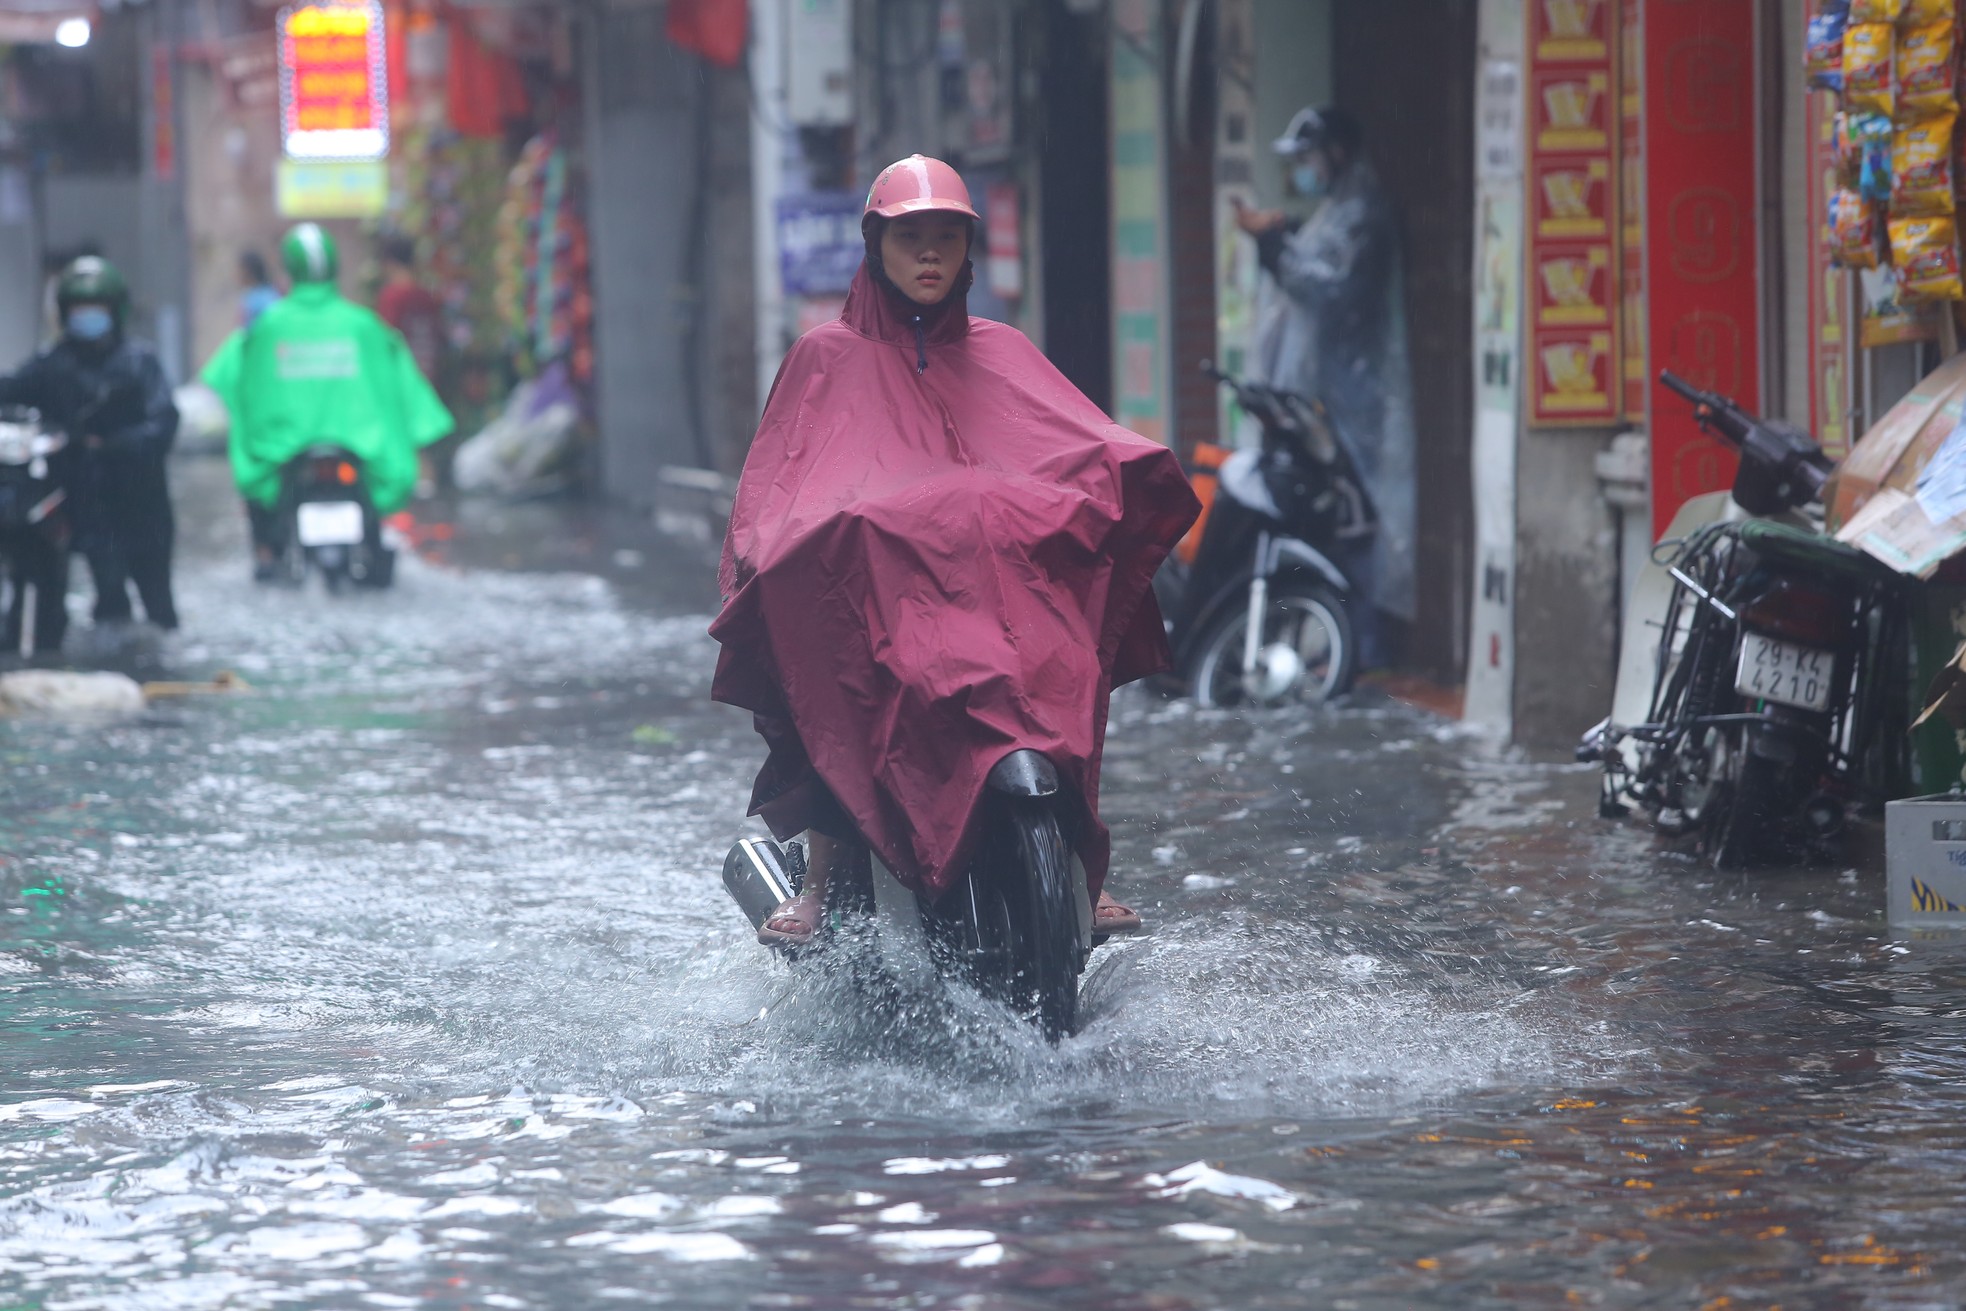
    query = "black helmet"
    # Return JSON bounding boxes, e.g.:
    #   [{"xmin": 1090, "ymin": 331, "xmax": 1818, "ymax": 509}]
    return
[
  {"xmin": 1272, "ymin": 105, "xmax": 1364, "ymax": 160},
  {"xmin": 55, "ymin": 255, "xmax": 130, "ymax": 322}
]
